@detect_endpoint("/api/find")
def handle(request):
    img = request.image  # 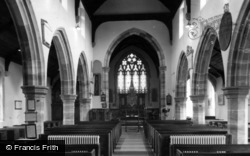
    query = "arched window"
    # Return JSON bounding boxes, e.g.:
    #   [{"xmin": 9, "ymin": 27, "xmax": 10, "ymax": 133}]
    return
[{"xmin": 117, "ymin": 53, "xmax": 147, "ymax": 94}]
